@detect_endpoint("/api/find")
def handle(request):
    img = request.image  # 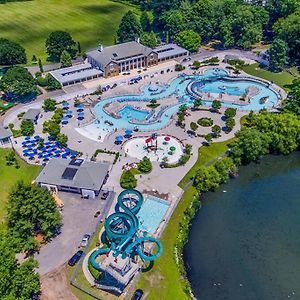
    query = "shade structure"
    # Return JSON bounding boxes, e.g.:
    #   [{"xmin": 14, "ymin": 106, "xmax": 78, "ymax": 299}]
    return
[
  {"xmin": 65, "ymin": 148, "xmax": 71, "ymax": 153},
  {"xmin": 61, "ymin": 153, "xmax": 68, "ymax": 159},
  {"xmin": 70, "ymin": 152, "xmax": 77, "ymax": 158},
  {"xmin": 125, "ymin": 129, "xmax": 133, "ymax": 136},
  {"xmin": 145, "ymin": 137, "xmax": 152, "ymax": 144},
  {"xmin": 62, "ymin": 101, "xmax": 69, "ymax": 108},
  {"xmin": 34, "ymin": 135, "xmax": 40, "ymax": 140},
  {"xmin": 77, "ymin": 103, "xmax": 84, "ymax": 109},
  {"xmin": 55, "ymin": 150, "xmax": 61, "ymax": 154},
  {"xmin": 170, "ymin": 146, "xmax": 176, "ymax": 152},
  {"xmin": 164, "ymin": 136, "xmax": 171, "ymax": 142},
  {"xmin": 25, "ymin": 136, "xmax": 30, "ymax": 140}
]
